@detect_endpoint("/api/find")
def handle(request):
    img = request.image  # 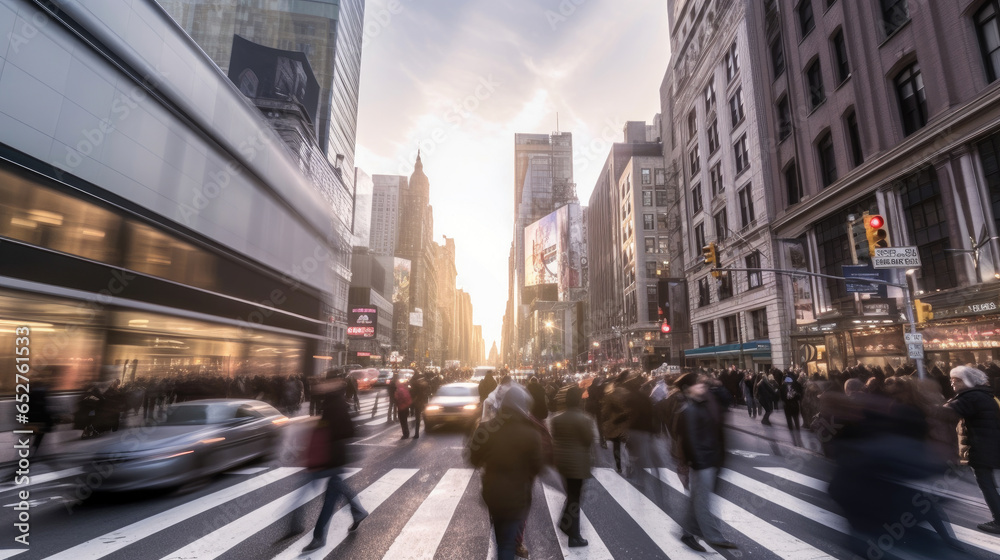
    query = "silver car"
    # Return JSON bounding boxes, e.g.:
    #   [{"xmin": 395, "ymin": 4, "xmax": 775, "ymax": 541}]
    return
[
  {"xmin": 423, "ymin": 383, "xmax": 481, "ymax": 429},
  {"xmin": 87, "ymin": 399, "xmax": 288, "ymax": 491}
]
